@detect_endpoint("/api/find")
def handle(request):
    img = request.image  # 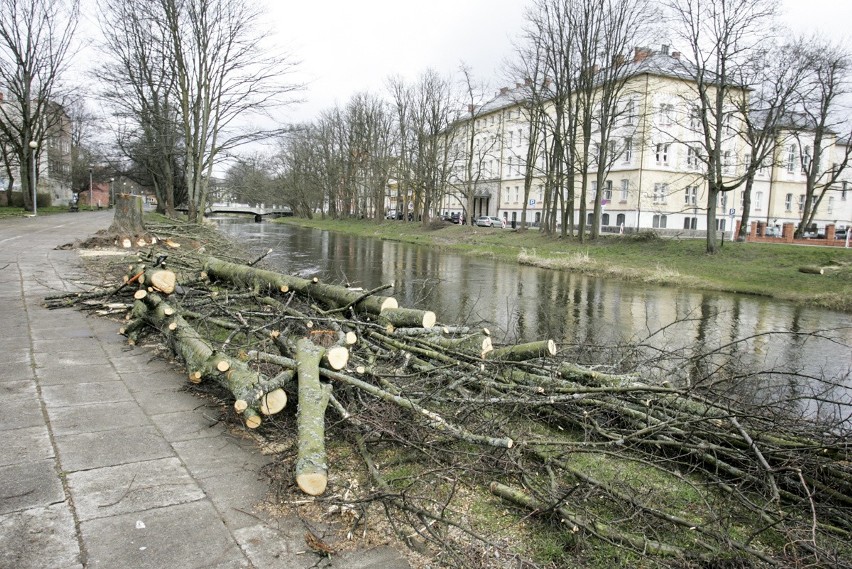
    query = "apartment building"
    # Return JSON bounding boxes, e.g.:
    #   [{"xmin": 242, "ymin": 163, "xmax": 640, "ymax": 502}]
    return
[{"xmin": 440, "ymin": 46, "xmax": 851, "ymax": 235}]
